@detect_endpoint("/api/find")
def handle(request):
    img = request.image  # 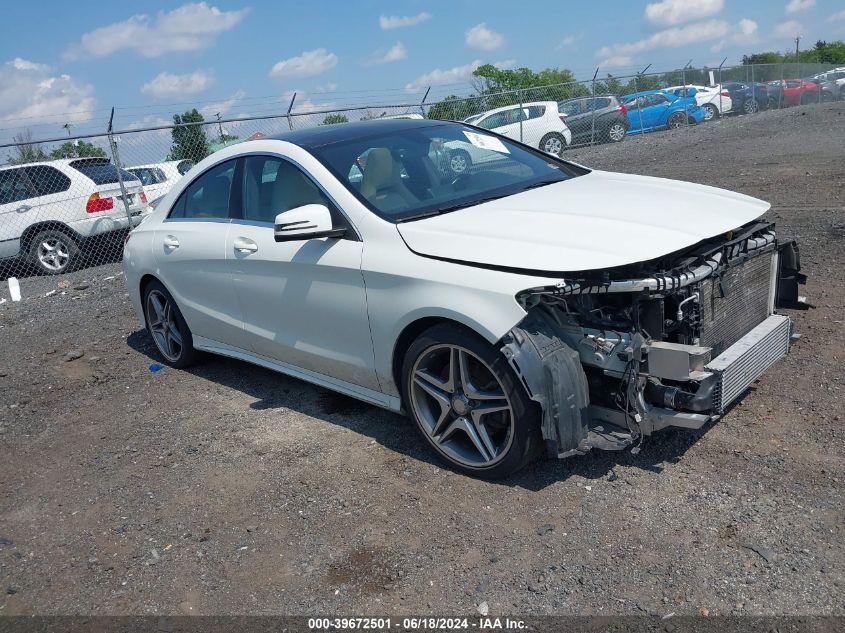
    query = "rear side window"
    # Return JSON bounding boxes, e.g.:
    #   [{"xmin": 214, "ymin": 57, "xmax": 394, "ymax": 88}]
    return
[
  {"xmin": 70, "ymin": 159, "xmax": 140, "ymax": 185},
  {"xmin": 525, "ymin": 105, "xmax": 546, "ymax": 119},
  {"xmin": 22, "ymin": 165, "xmax": 71, "ymax": 196},
  {"xmin": 169, "ymin": 159, "xmax": 236, "ymax": 220},
  {"xmin": 0, "ymin": 169, "xmax": 34, "ymax": 204}
]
